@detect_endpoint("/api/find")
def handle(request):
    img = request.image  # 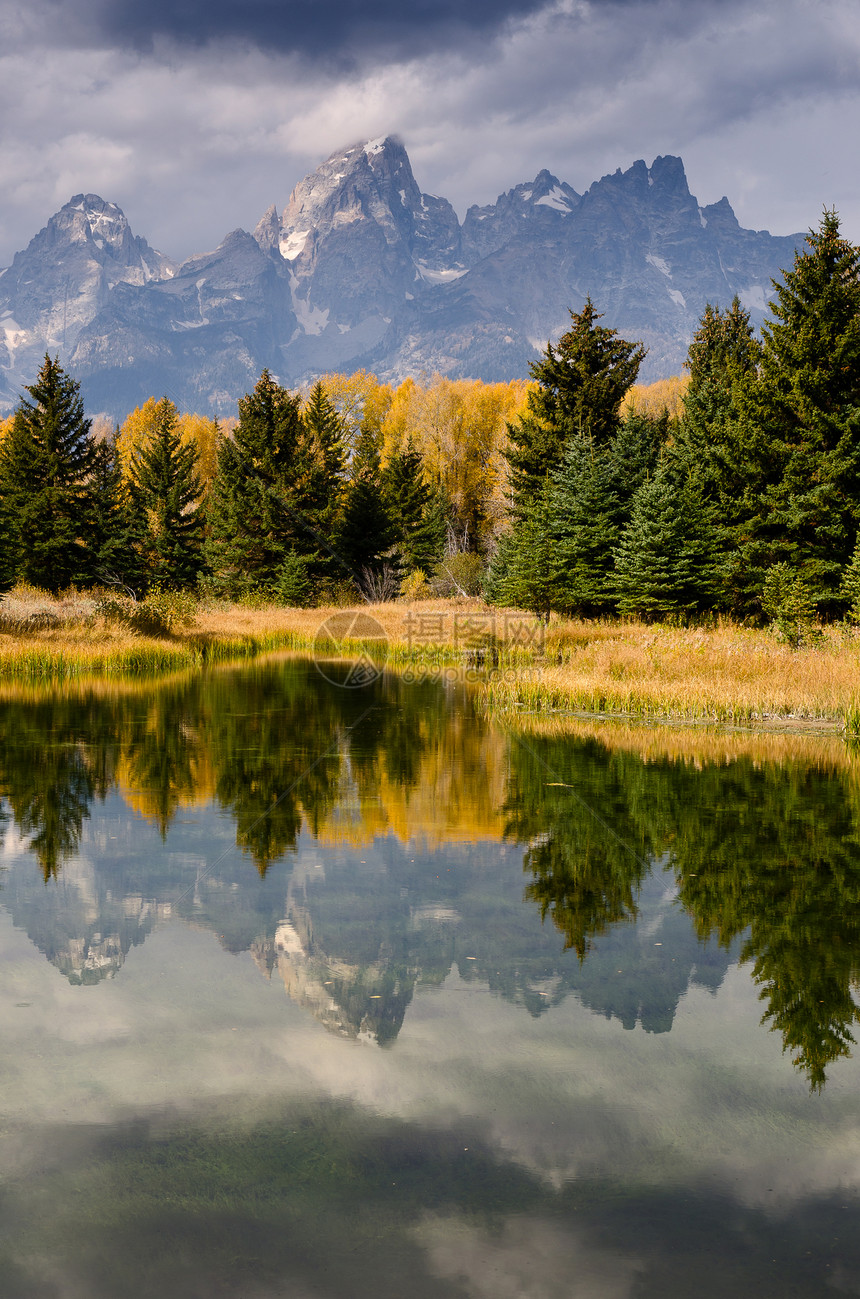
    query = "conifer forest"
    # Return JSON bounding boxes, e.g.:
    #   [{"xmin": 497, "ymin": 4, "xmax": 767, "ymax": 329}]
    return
[{"xmin": 1, "ymin": 210, "xmax": 858, "ymax": 636}]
